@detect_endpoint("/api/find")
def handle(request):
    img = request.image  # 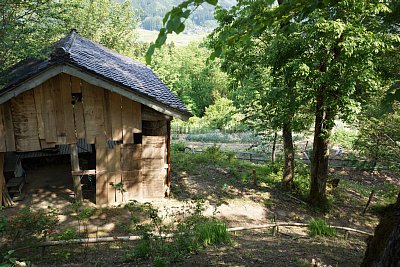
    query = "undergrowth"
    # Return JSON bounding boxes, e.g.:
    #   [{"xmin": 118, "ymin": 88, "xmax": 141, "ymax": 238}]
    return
[{"xmin": 308, "ymin": 218, "xmax": 337, "ymax": 237}]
